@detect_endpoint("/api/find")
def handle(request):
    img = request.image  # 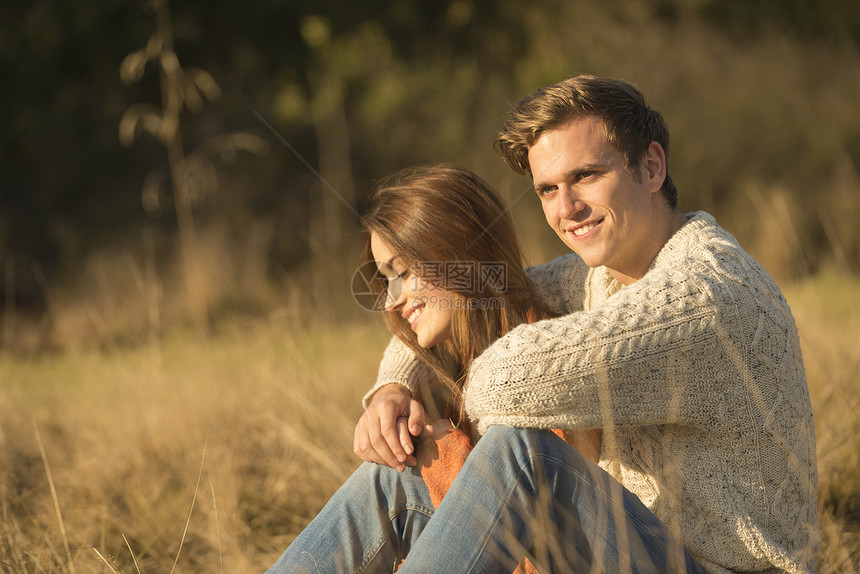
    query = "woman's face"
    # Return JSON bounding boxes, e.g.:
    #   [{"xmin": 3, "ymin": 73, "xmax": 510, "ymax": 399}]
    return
[{"xmin": 370, "ymin": 232, "xmax": 456, "ymax": 348}]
